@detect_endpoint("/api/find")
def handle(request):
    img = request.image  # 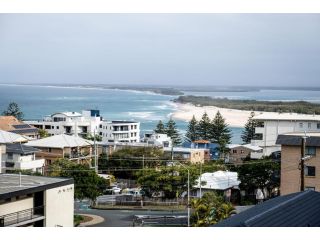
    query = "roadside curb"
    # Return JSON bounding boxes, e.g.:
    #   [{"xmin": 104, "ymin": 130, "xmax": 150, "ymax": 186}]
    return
[{"xmin": 78, "ymin": 214, "xmax": 105, "ymax": 227}]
